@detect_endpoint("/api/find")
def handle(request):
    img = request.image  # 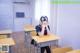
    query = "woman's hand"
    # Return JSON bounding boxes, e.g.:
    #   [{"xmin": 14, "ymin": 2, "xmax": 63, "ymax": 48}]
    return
[{"xmin": 42, "ymin": 21, "xmax": 48, "ymax": 27}]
